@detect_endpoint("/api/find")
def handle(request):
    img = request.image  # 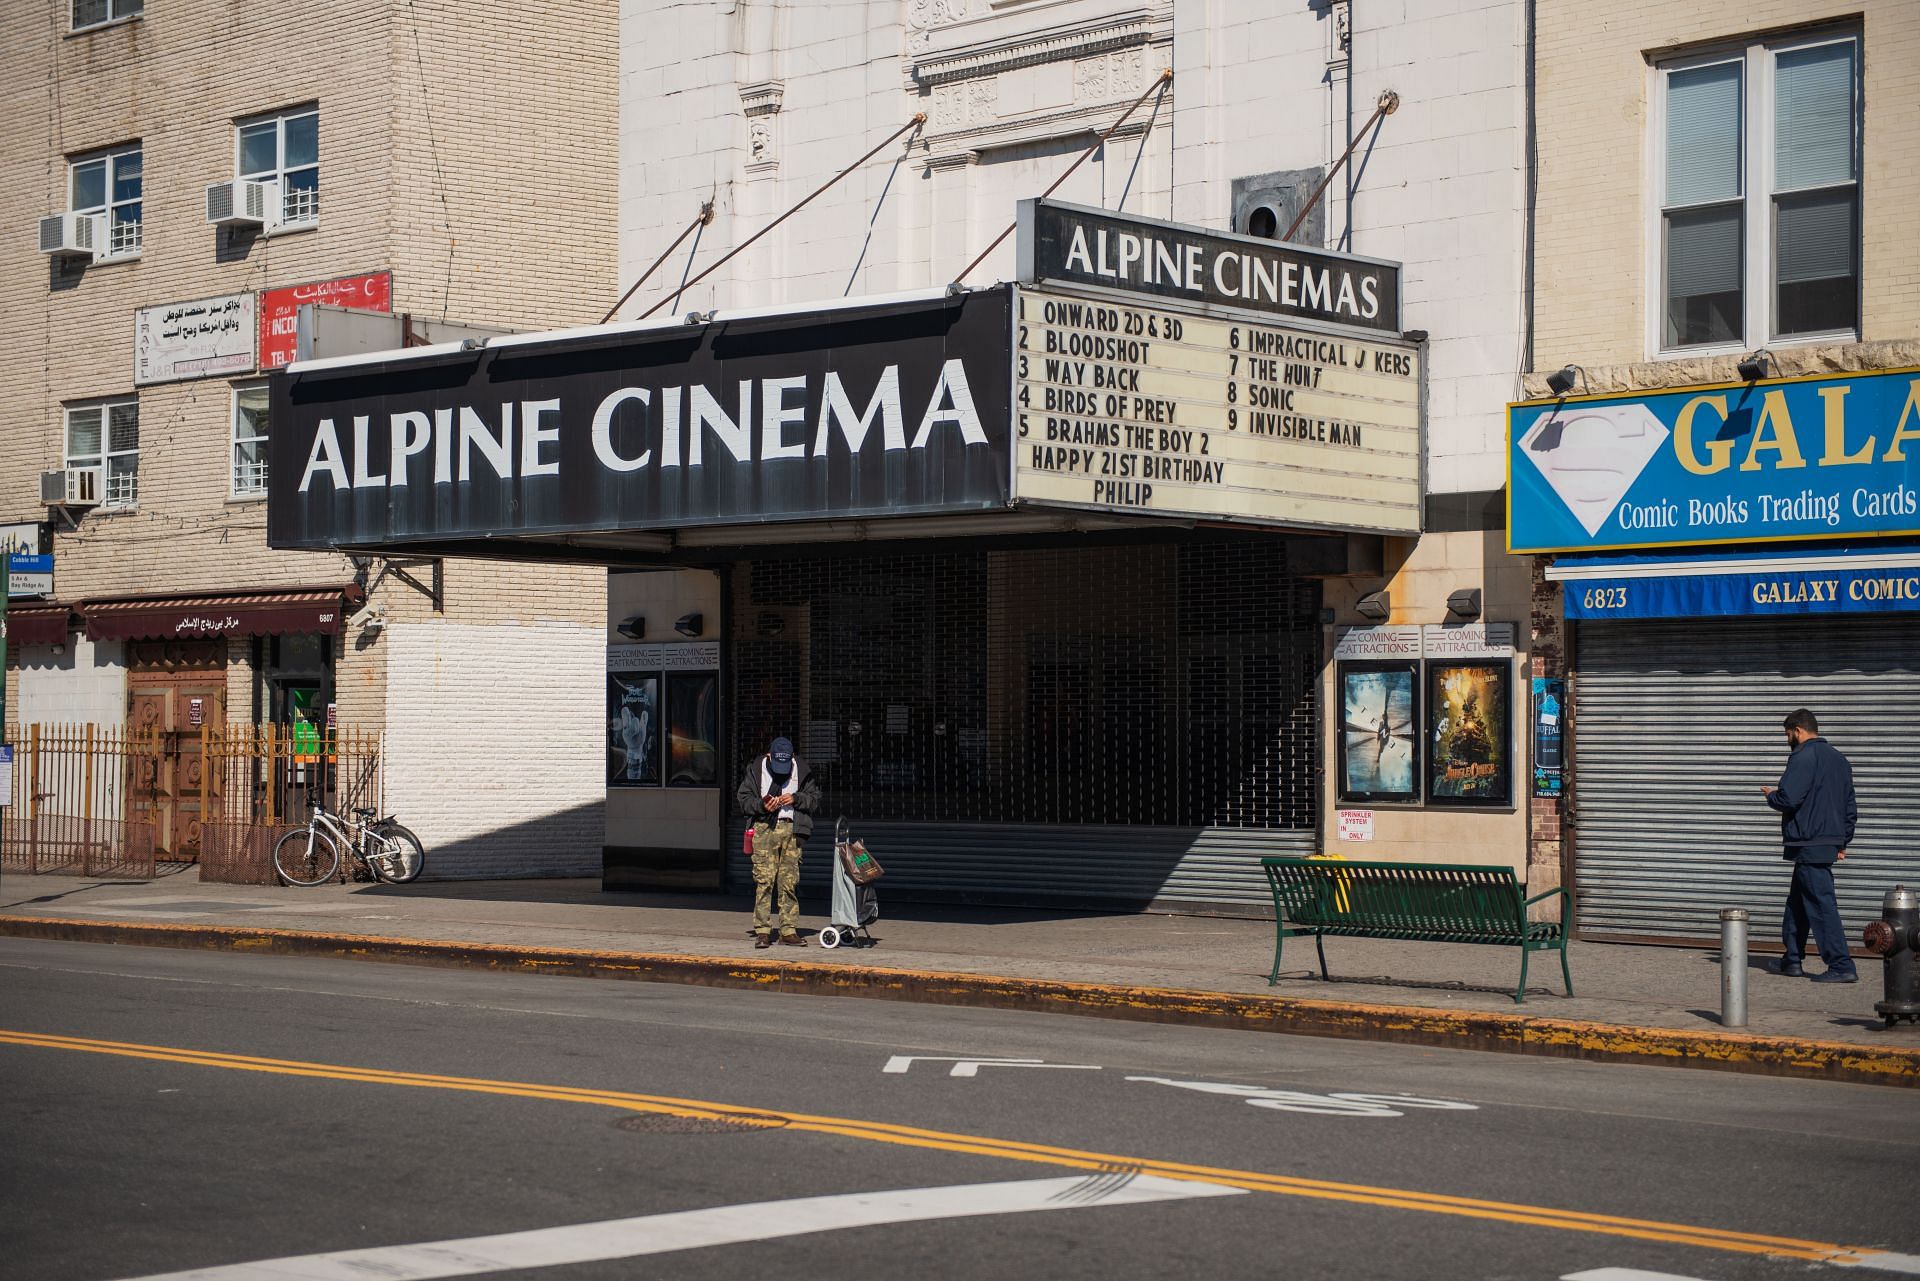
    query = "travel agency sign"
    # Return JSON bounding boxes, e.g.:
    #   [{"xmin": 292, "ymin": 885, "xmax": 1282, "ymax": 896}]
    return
[{"xmin": 1509, "ymin": 368, "xmax": 1920, "ymax": 553}]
